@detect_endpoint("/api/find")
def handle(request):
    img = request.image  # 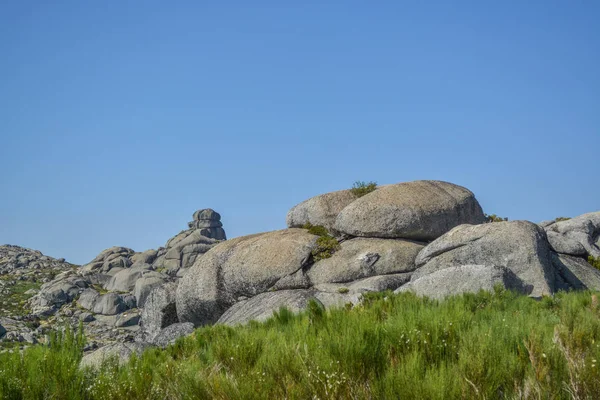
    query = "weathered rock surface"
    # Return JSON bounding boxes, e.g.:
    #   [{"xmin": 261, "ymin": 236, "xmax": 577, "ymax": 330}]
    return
[
  {"xmin": 552, "ymin": 253, "xmax": 600, "ymax": 291},
  {"xmin": 307, "ymin": 237, "xmax": 423, "ymax": 285},
  {"xmin": 80, "ymin": 342, "xmax": 150, "ymax": 370},
  {"xmin": 413, "ymin": 221, "xmax": 555, "ymax": 297},
  {"xmin": 334, "ymin": 180, "xmax": 486, "ymax": 241},
  {"xmin": 397, "ymin": 265, "xmax": 528, "ymax": 299},
  {"xmin": 217, "ymin": 290, "xmax": 321, "ymax": 326},
  {"xmin": 130, "ymin": 249, "xmax": 158, "ymax": 266},
  {"xmin": 104, "ymin": 265, "xmax": 152, "ymax": 292},
  {"xmin": 188, "ymin": 209, "xmax": 227, "ymax": 240},
  {"xmin": 134, "ymin": 274, "xmax": 168, "ymax": 308},
  {"xmin": 140, "ymin": 282, "xmax": 179, "ymax": 342},
  {"xmin": 93, "ymin": 293, "xmax": 129, "ymax": 315},
  {"xmin": 0, "ymin": 244, "xmax": 76, "ymax": 275},
  {"xmin": 77, "ymin": 288, "xmax": 100, "ymax": 311},
  {"xmin": 80, "ymin": 247, "xmax": 134, "ymax": 275},
  {"xmin": 177, "ymin": 229, "xmax": 319, "ymax": 326},
  {"xmin": 313, "ymin": 273, "xmax": 412, "ymax": 294},
  {"xmin": 150, "ymin": 209, "xmax": 226, "ymax": 276},
  {"xmin": 5, "ymin": 183, "xmax": 600, "ymax": 350},
  {"xmin": 544, "ymin": 212, "xmax": 600, "ymax": 258},
  {"xmin": 151, "ymin": 322, "xmax": 195, "ymax": 347},
  {"xmin": 31, "ymin": 273, "xmax": 88, "ymax": 311},
  {"xmin": 286, "ymin": 189, "xmax": 361, "ymax": 232}
]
